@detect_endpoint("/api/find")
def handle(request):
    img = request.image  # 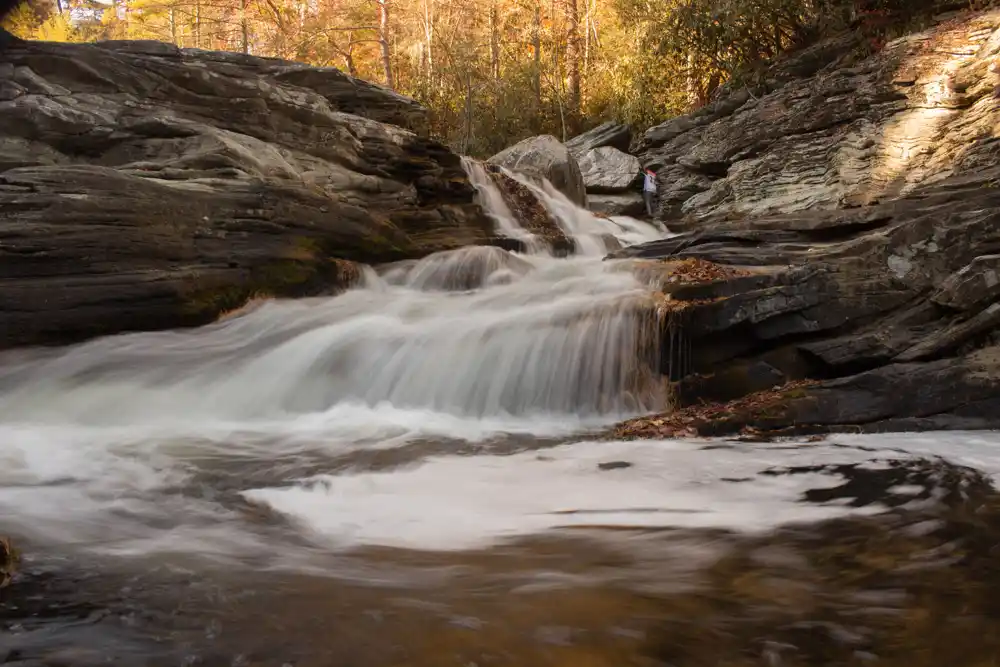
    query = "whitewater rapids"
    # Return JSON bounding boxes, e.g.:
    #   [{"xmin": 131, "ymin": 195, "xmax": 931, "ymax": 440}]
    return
[{"xmin": 3, "ymin": 160, "xmax": 1000, "ymax": 570}]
